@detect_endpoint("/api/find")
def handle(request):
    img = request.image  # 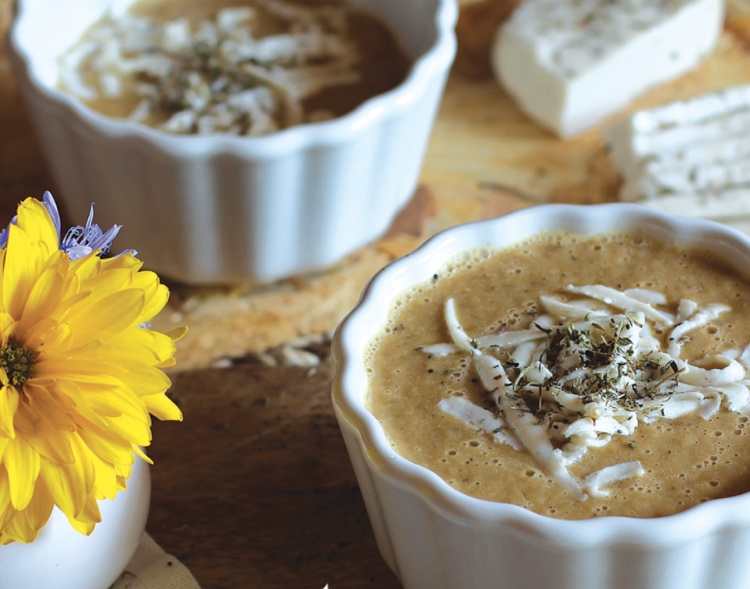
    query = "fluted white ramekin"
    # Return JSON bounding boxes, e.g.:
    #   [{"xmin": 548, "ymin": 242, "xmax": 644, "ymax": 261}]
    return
[
  {"xmin": 7, "ymin": 0, "xmax": 457, "ymax": 284},
  {"xmin": 332, "ymin": 203, "xmax": 750, "ymax": 589},
  {"xmin": 0, "ymin": 457, "xmax": 149, "ymax": 589}
]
